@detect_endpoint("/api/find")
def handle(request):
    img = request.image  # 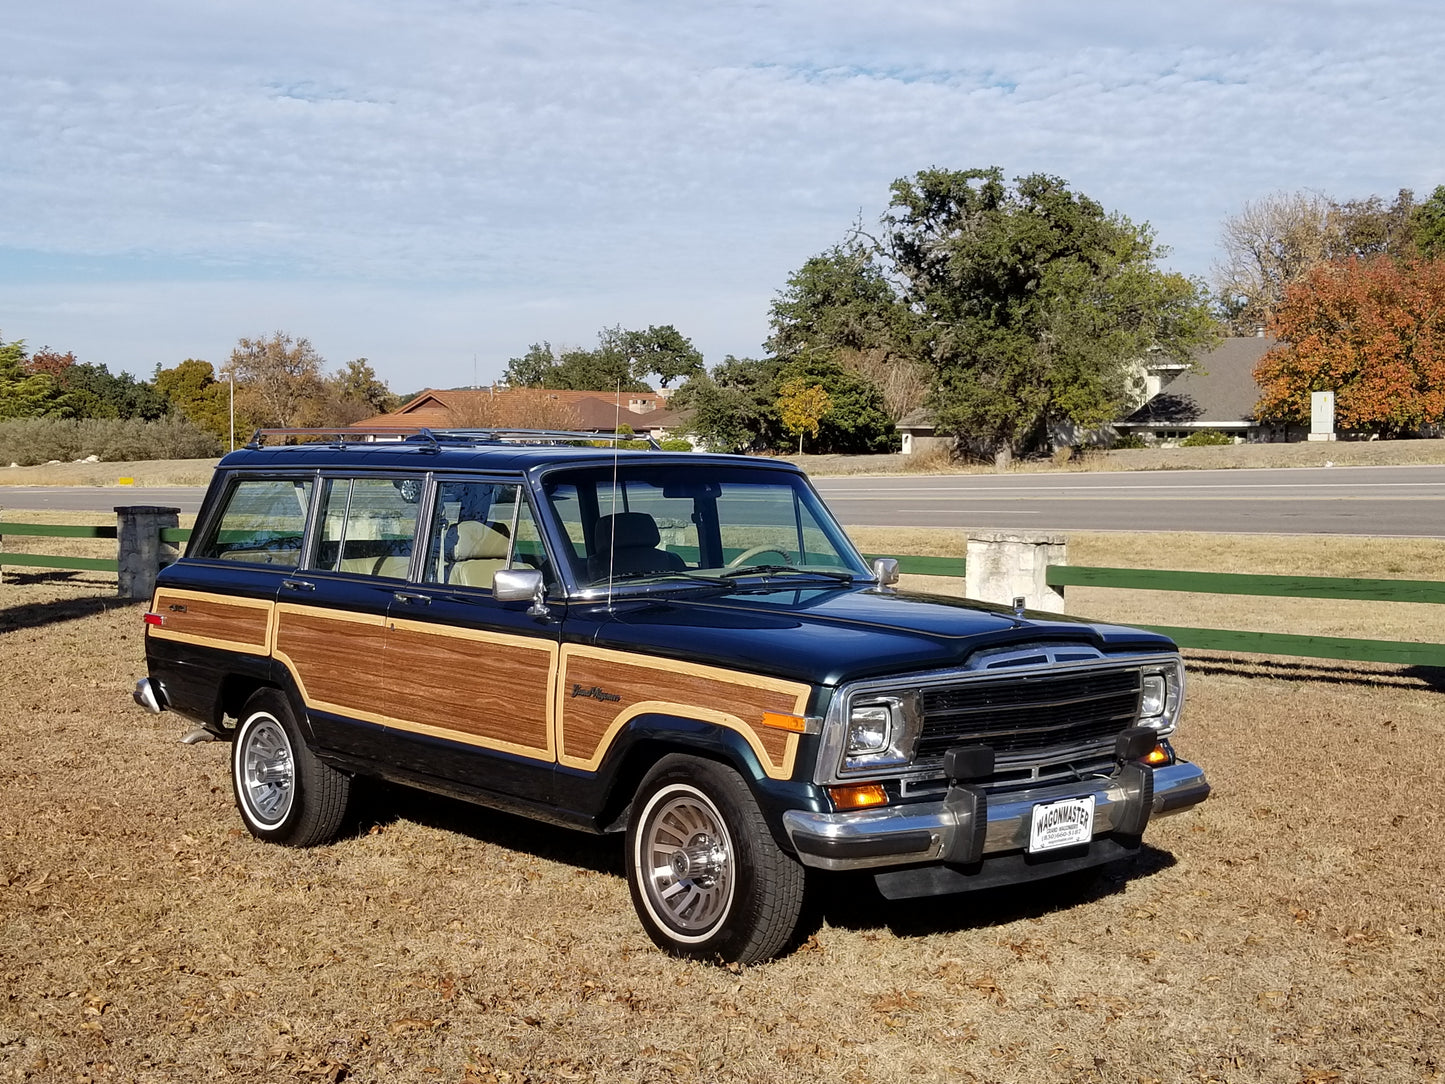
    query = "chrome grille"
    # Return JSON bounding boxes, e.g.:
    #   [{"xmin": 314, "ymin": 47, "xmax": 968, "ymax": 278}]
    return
[{"xmin": 915, "ymin": 668, "xmax": 1141, "ymax": 762}]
